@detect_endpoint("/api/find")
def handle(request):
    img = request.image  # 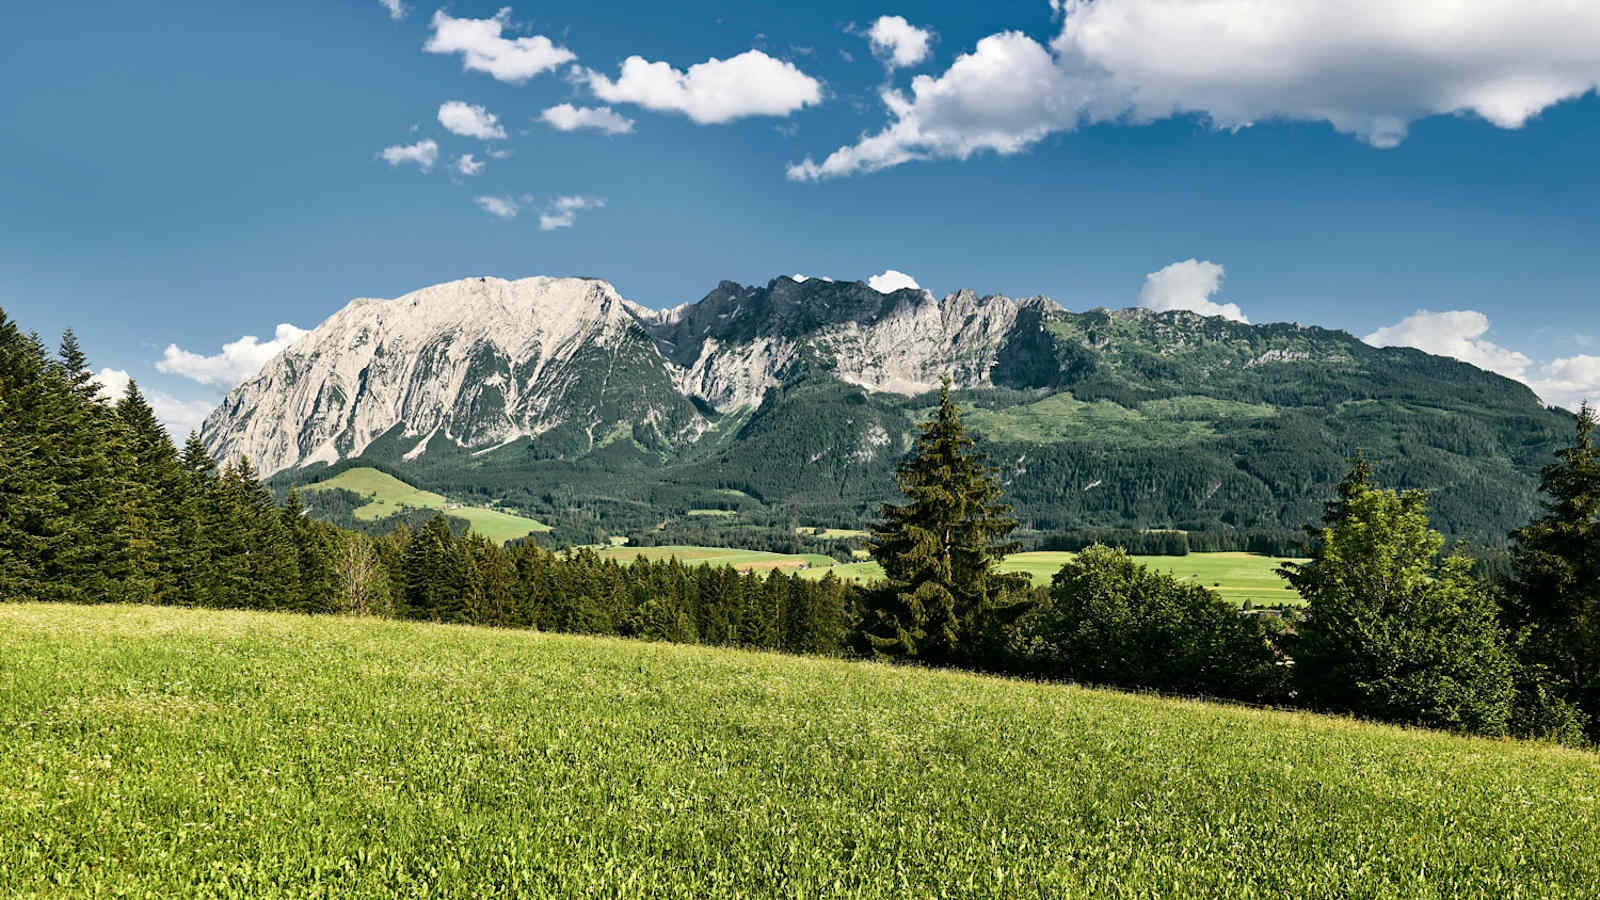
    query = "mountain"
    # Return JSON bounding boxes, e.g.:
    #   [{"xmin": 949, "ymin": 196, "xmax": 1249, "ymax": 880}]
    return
[{"xmin": 203, "ymin": 274, "xmax": 1573, "ymax": 542}]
